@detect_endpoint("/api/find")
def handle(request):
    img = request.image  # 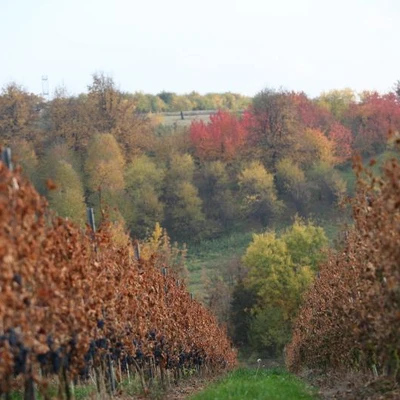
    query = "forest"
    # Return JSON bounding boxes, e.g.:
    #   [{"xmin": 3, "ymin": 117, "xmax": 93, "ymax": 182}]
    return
[
  {"xmin": 1, "ymin": 74, "xmax": 400, "ymax": 397},
  {"xmin": 3, "ymin": 74, "xmax": 399, "ymax": 244}
]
